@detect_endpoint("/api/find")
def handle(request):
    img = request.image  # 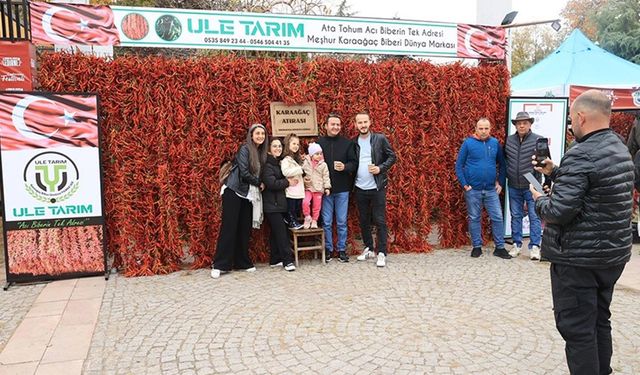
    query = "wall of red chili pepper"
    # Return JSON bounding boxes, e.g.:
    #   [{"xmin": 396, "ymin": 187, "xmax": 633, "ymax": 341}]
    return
[
  {"xmin": 610, "ymin": 112, "xmax": 635, "ymax": 139},
  {"xmin": 42, "ymin": 52, "xmax": 630, "ymax": 276}
]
